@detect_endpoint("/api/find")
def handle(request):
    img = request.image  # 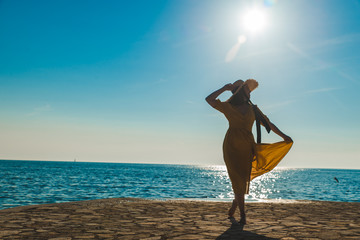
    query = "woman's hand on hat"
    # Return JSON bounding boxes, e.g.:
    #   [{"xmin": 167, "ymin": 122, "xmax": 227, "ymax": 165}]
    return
[{"xmin": 223, "ymin": 83, "xmax": 234, "ymax": 91}]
